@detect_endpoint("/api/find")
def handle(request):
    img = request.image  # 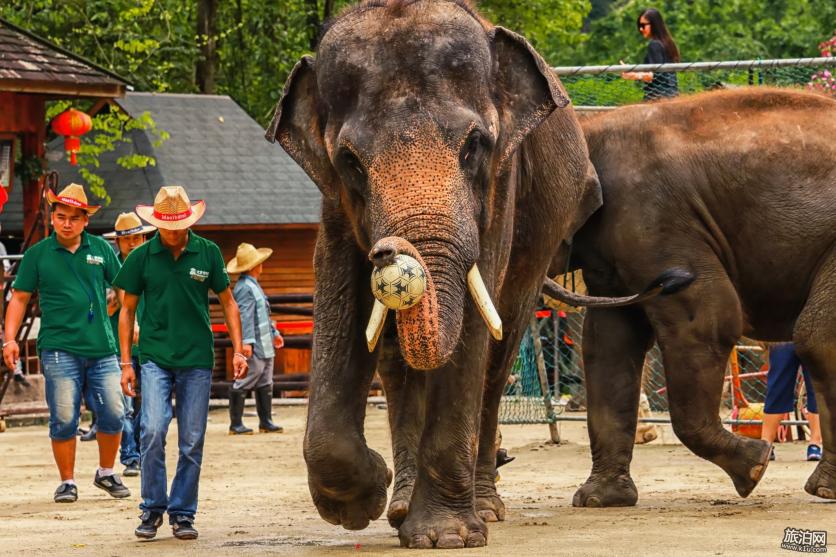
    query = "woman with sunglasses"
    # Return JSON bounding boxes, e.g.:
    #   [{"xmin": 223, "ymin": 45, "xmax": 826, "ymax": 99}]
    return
[{"xmin": 622, "ymin": 8, "xmax": 680, "ymax": 100}]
